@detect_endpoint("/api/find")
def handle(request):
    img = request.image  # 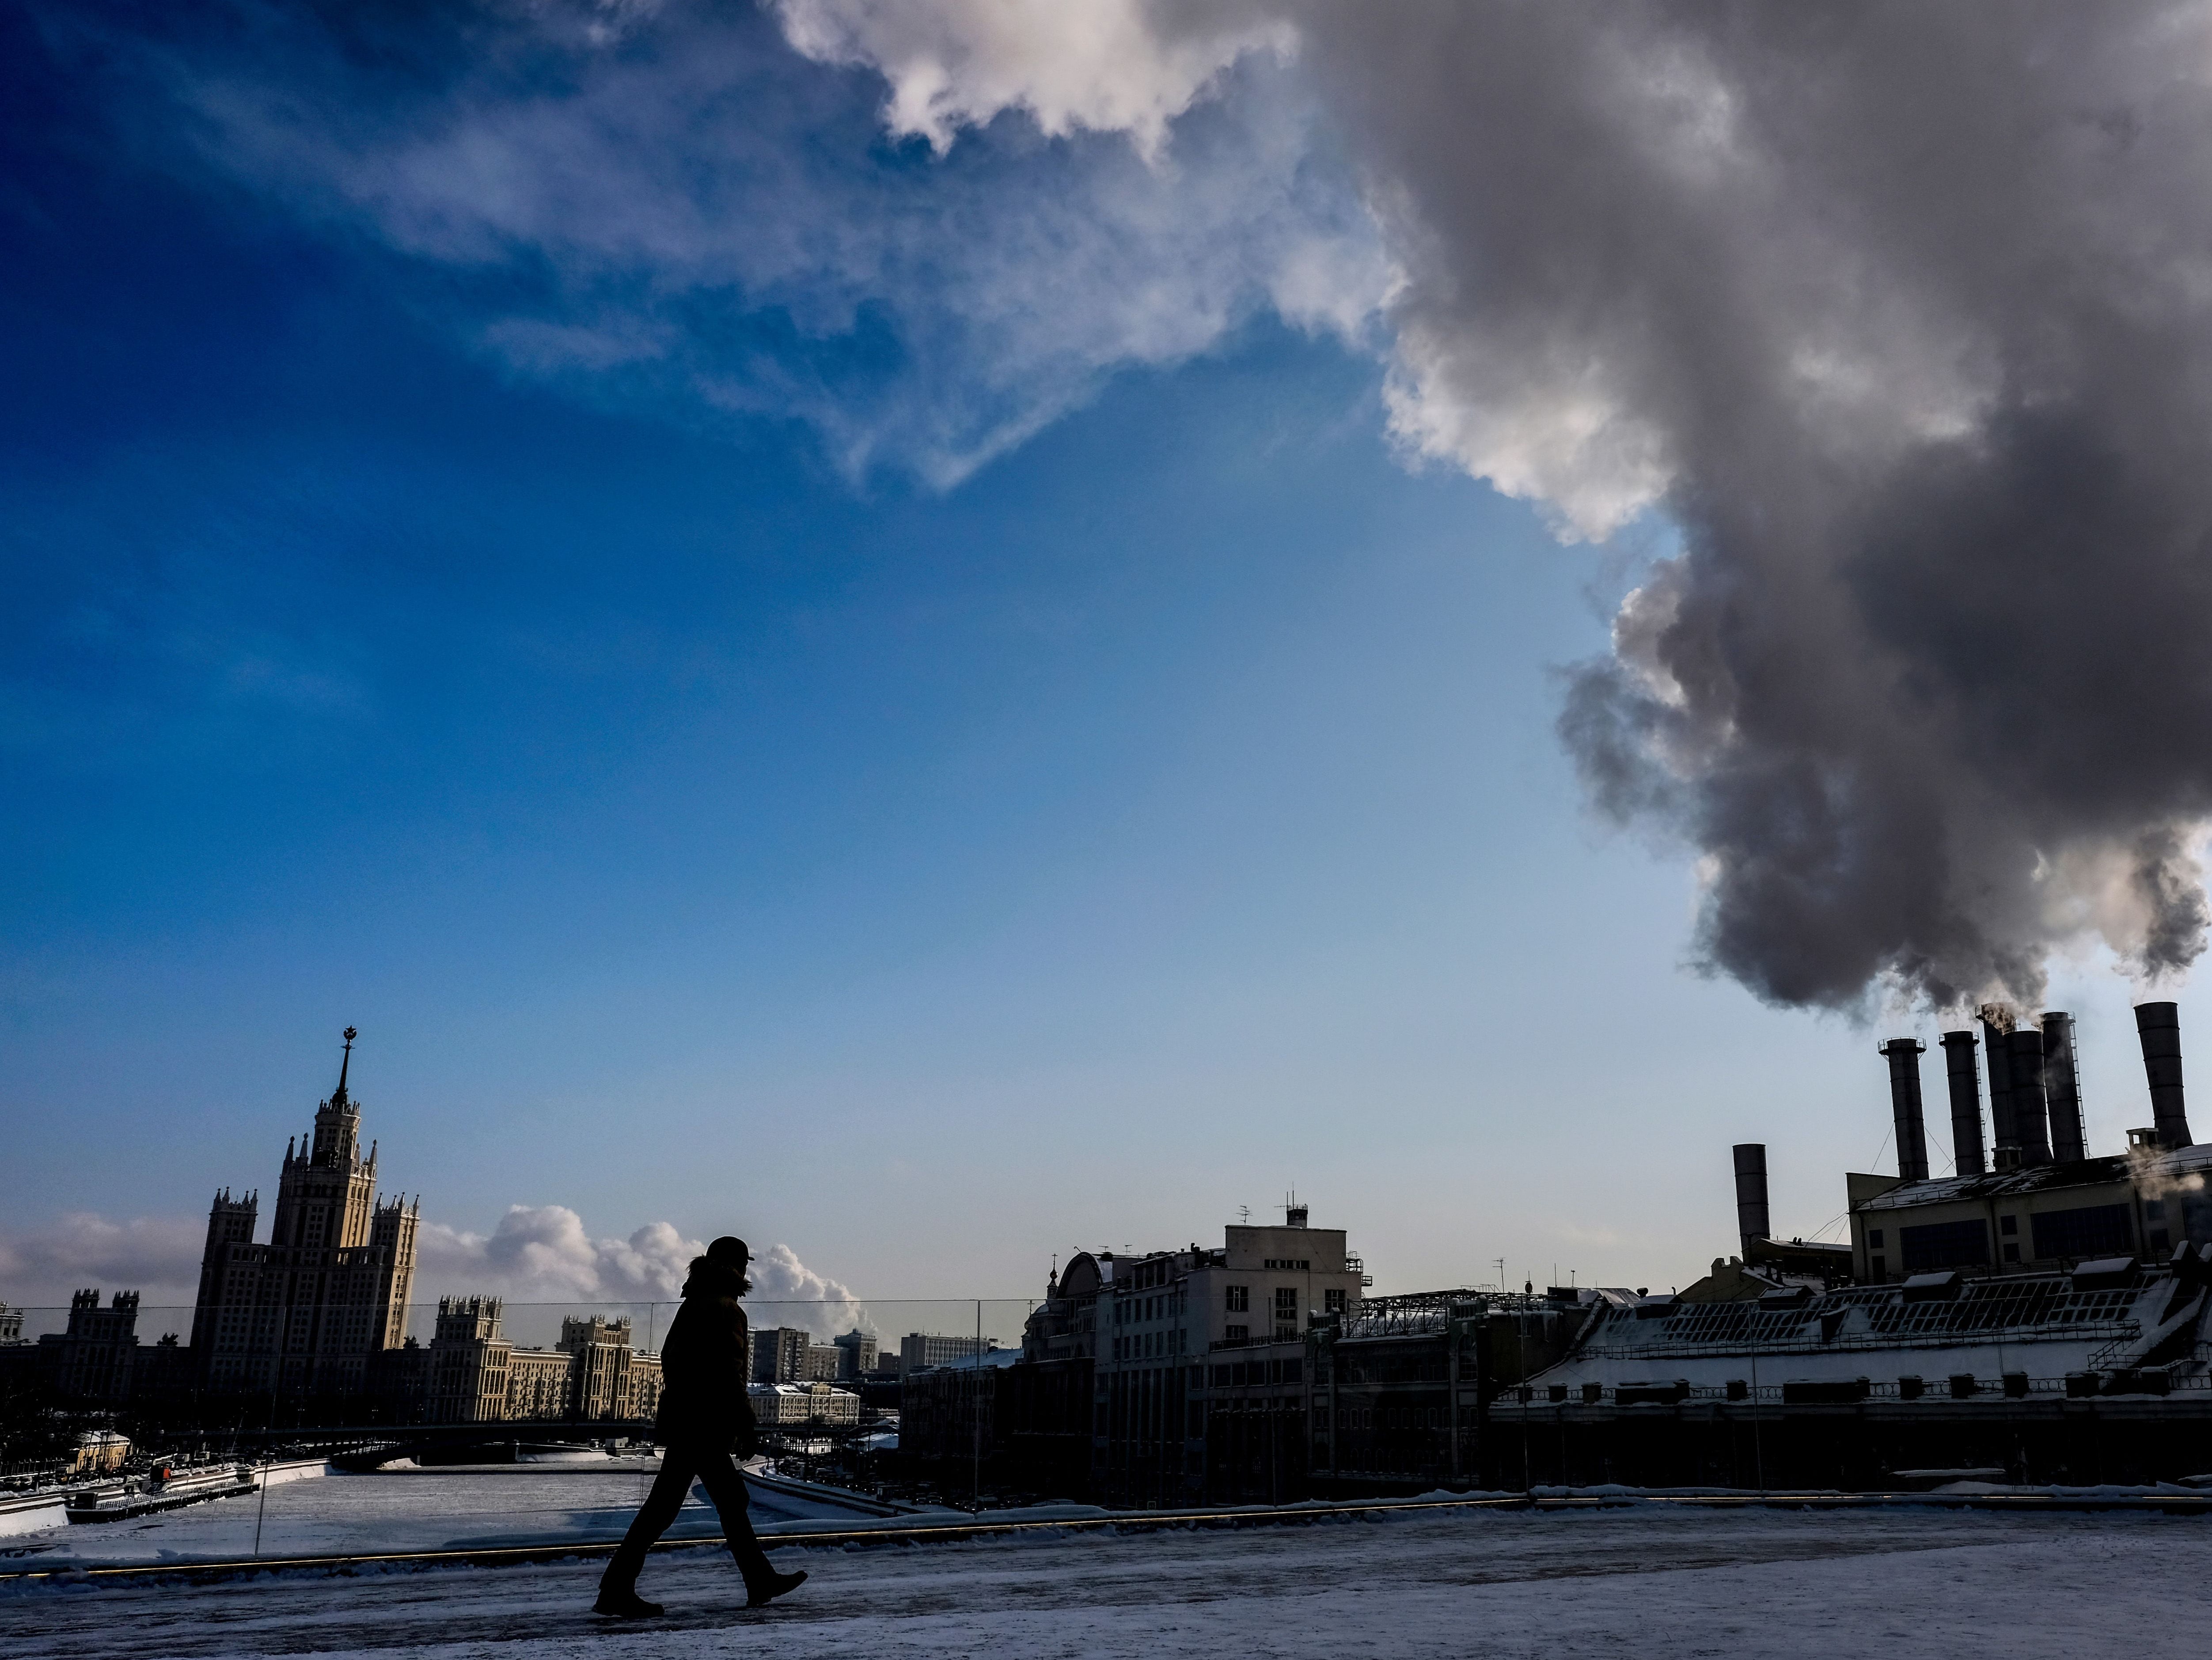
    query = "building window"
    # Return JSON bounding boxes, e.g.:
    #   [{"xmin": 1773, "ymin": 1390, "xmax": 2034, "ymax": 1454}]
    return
[
  {"xmin": 1226, "ymin": 1286, "xmax": 1249, "ymax": 1313},
  {"xmin": 1226, "ymin": 1324, "xmax": 1248, "ymax": 1343},
  {"xmin": 1869, "ymin": 1257, "xmax": 1886, "ymax": 1279},
  {"xmin": 2146, "ymin": 1199, "xmax": 2168, "ymax": 1221},
  {"xmin": 1274, "ymin": 1287, "xmax": 1298, "ymax": 1320},
  {"xmin": 2029, "ymin": 1203, "xmax": 2134, "ymax": 1261},
  {"xmin": 2000, "ymin": 1214, "xmax": 2018, "ymax": 1236},
  {"xmin": 1324, "ymin": 1289, "xmax": 1346, "ymax": 1314},
  {"xmin": 1867, "ymin": 1230, "xmax": 1884, "ymax": 1249},
  {"xmin": 2002, "ymin": 1242, "xmax": 2020, "ymax": 1262},
  {"xmin": 1900, "ymin": 1219, "xmax": 1991, "ymax": 1272}
]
